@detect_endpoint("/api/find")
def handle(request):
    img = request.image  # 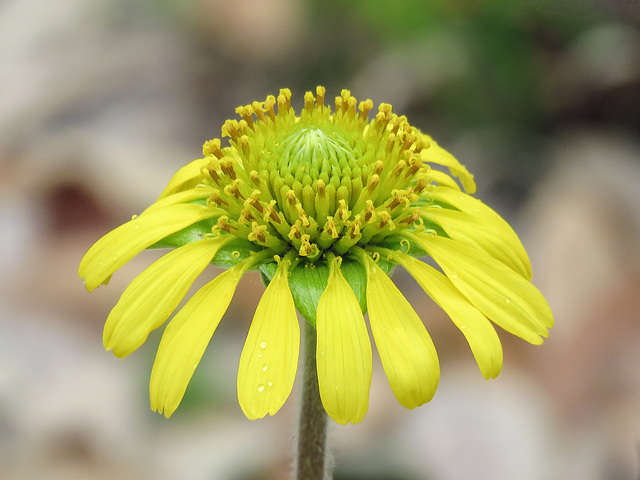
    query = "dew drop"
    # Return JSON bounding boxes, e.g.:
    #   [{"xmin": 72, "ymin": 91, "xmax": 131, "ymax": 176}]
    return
[
  {"xmin": 262, "ymin": 365, "xmax": 268, "ymax": 371},
  {"xmin": 257, "ymin": 384, "xmax": 265, "ymax": 392},
  {"xmin": 259, "ymin": 341, "xmax": 267, "ymax": 349},
  {"xmin": 131, "ymin": 215, "xmax": 138, "ymax": 220},
  {"xmin": 450, "ymin": 272, "xmax": 458, "ymax": 279},
  {"xmin": 505, "ymin": 297, "xmax": 511, "ymax": 304},
  {"xmin": 267, "ymin": 381, "xmax": 273, "ymax": 387},
  {"xmin": 134, "ymin": 225, "xmax": 140, "ymax": 230}
]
